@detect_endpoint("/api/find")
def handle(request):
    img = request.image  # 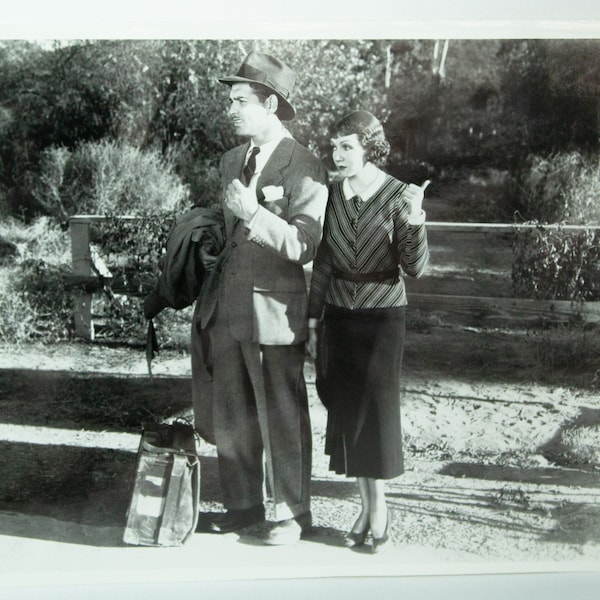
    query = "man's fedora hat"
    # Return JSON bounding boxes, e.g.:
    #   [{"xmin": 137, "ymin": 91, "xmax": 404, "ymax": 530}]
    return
[{"xmin": 219, "ymin": 51, "xmax": 296, "ymax": 121}]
